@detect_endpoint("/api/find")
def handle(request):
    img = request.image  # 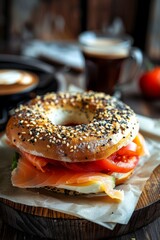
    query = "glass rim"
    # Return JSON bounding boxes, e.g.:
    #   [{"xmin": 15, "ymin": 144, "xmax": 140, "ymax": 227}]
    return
[{"xmin": 79, "ymin": 31, "xmax": 133, "ymax": 48}]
